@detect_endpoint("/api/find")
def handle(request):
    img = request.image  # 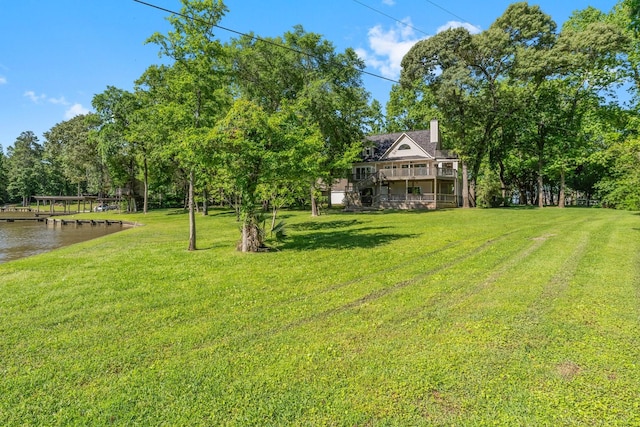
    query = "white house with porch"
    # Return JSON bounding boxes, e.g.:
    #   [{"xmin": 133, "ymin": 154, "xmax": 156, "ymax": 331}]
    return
[{"xmin": 344, "ymin": 119, "xmax": 460, "ymax": 210}]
